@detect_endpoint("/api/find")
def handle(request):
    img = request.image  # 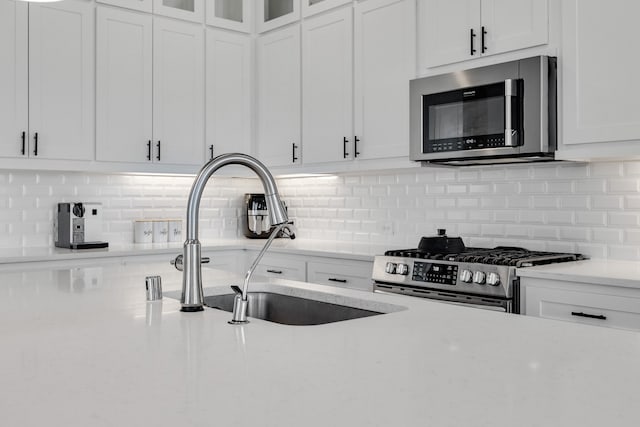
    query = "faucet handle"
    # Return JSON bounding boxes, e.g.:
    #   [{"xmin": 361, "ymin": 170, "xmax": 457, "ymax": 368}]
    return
[
  {"xmin": 230, "ymin": 285, "xmax": 242, "ymax": 295},
  {"xmin": 171, "ymin": 254, "xmax": 210, "ymax": 271}
]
